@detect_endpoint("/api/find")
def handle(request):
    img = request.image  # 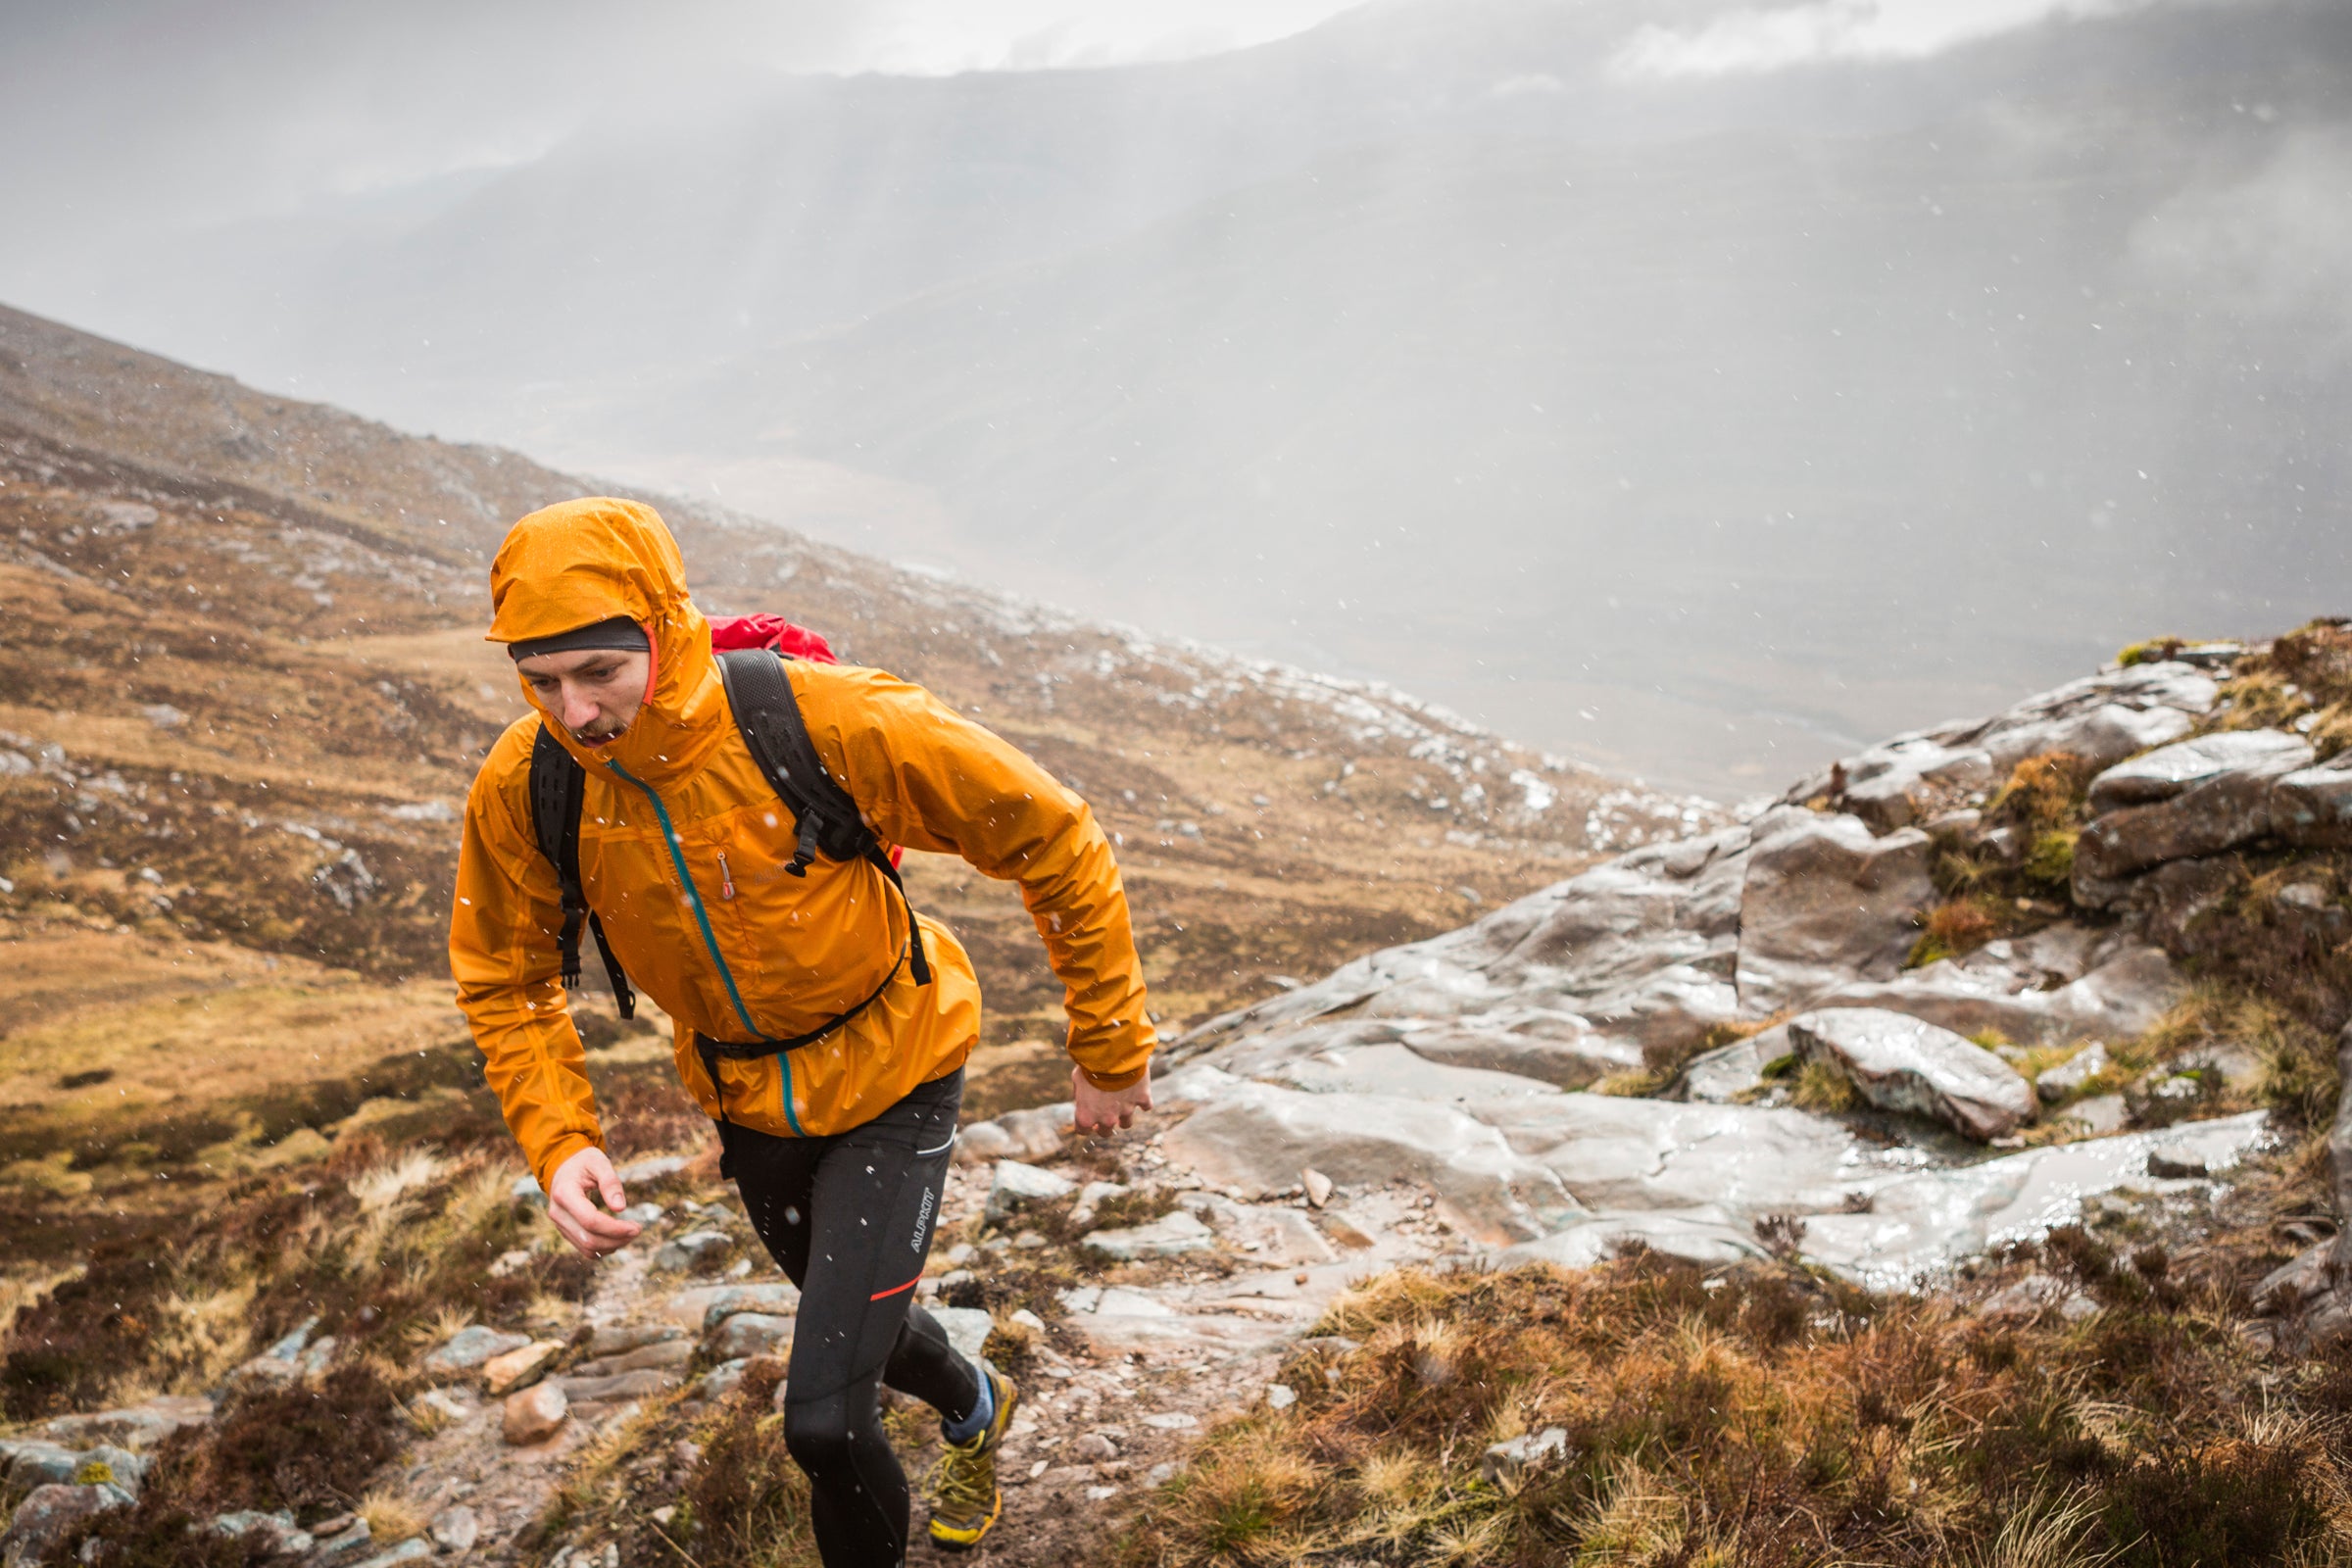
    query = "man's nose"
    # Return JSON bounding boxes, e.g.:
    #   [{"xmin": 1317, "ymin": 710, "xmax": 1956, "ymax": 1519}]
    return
[{"xmin": 564, "ymin": 684, "xmax": 603, "ymax": 729}]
